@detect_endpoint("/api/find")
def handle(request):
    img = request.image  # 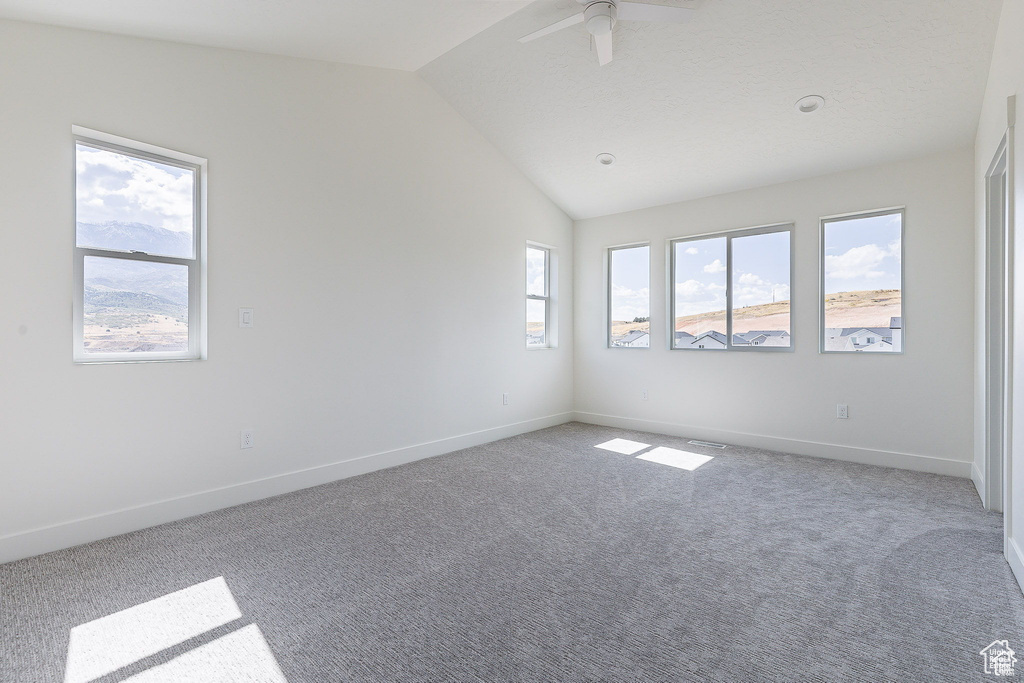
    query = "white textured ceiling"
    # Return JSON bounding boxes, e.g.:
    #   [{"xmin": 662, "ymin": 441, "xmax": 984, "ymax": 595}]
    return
[
  {"xmin": 0, "ymin": 0, "xmax": 530, "ymax": 71},
  {"xmin": 420, "ymin": 0, "xmax": 1003, "ymax": 218},
  {"xmin": 2, "ymin": 0, "xmax": 1003, "ymax": 218}
]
